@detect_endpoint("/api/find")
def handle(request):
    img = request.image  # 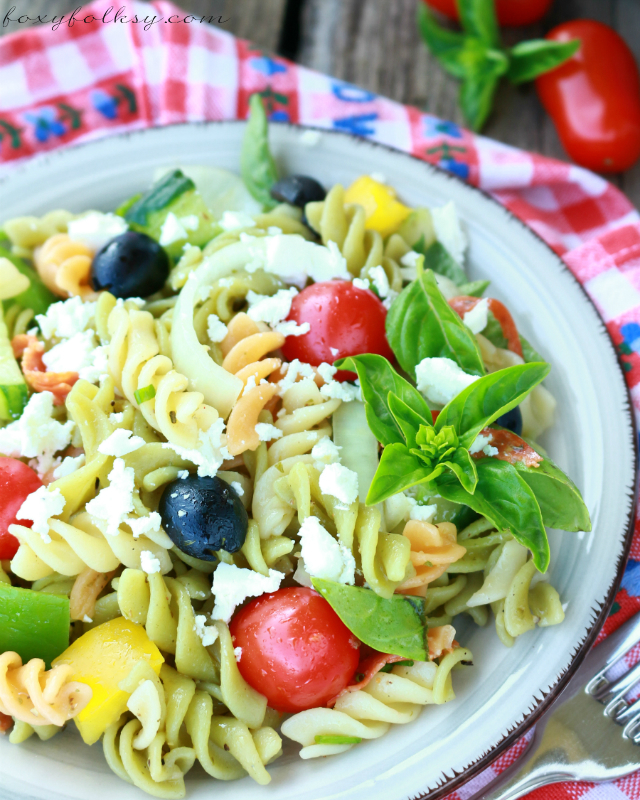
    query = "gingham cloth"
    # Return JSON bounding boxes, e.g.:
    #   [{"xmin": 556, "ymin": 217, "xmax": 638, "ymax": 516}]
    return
[{"xmin": 1, "ymin": 2, "xmax": 640, "ymax": 798}]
